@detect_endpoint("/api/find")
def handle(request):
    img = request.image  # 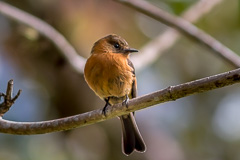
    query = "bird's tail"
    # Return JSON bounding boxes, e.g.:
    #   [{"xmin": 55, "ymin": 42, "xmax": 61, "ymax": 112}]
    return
[{"xmin": 120, "ymin": 113, "xmax": 146, "ymax": 155}]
